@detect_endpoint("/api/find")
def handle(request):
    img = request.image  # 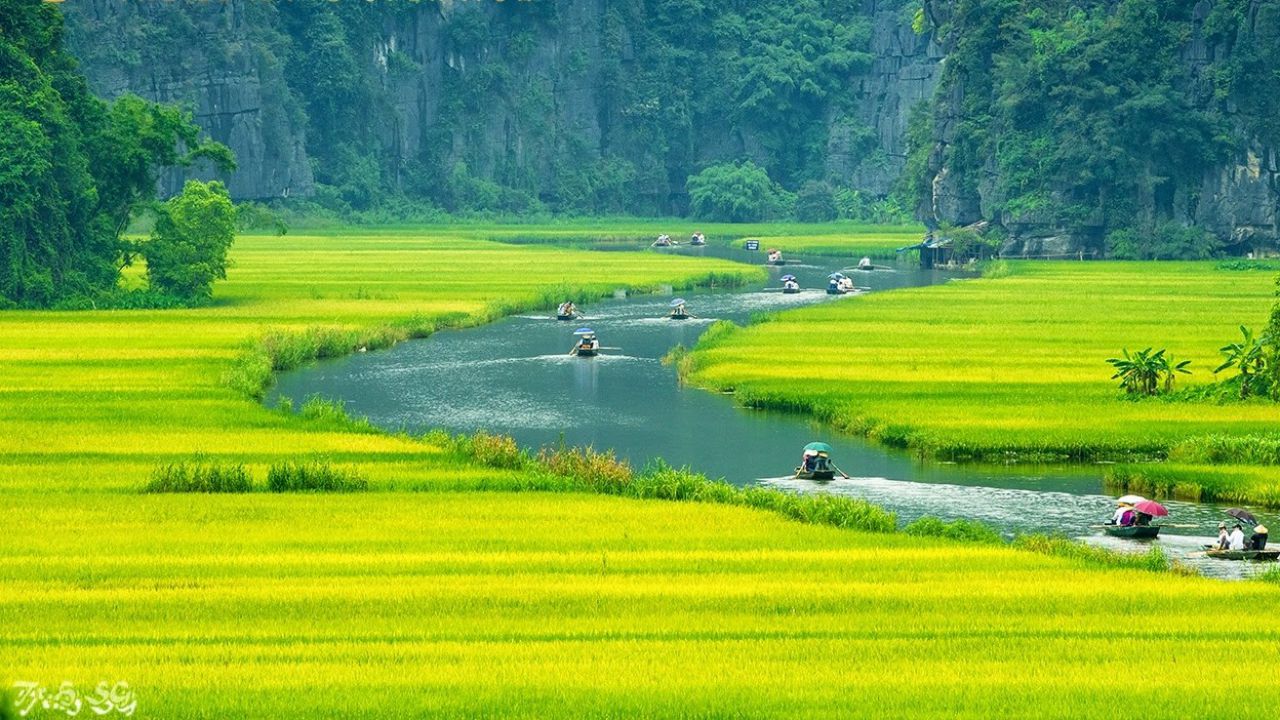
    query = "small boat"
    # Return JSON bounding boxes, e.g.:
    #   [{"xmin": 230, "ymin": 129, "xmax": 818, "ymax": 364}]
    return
[
  {"xmin": 668, "ymin": 297, "xmax": 692, "ymax": 320},
  {"xmin": 795, "ymin": 442, "xmax": 839, "ymax": 481},
  {"xmin": 690, "ymin": 233, "xmax": 706, "ymax": 246},
  {"xmin": 781, "ymin": 275, "xmax": 800, "ymax": 294},
  {"xmin": 669, "ymin": 312, "xmax": 691, "ymax": 320},
  {"xmin": 556, "ymin": 314, "xmax": 576, "ymax": 321},
  {"xmin": 827, "ymin": 273, "xmax": 848, "ymax": 295},
  {"xmin": 571, "ymin": 328, "xmax": 599, "ymax": 357},
  {"xmin": 1206, "ymin": 548, "xmax": 1280, "ymax": 561},
  {"xmin": 1103, "ymin": 525, "xmax": 1161, "ymax": 539},
  {"xmin": 766, "ymin": 249, "xmax": 783, "ymax": 265}
]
